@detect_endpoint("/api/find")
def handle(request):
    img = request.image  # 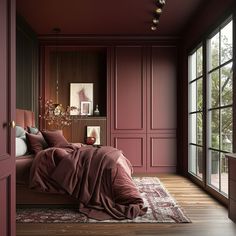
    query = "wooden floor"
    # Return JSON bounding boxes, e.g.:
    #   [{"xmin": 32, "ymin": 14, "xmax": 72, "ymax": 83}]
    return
[{"xmin": 16, "ymin": 174, "xmax": 236, "ymax": 236}]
